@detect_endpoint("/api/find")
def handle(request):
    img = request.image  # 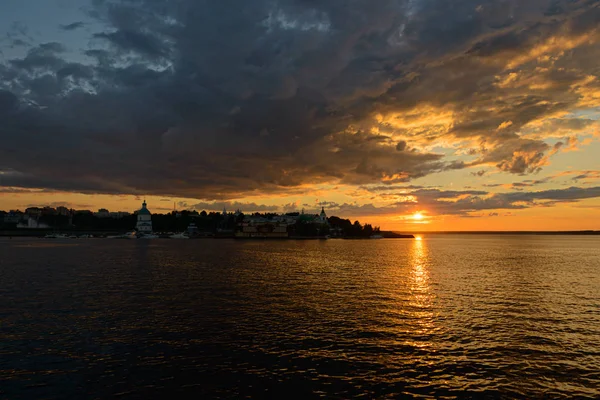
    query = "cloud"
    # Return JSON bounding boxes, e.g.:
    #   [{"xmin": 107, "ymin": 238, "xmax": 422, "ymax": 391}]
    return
[
  {"xmin": 191, "ymin": 201, "xmax": 279, "ymax": 213},
  {"xmin": 0, "ymin": 187, "xmax": 57, "ymax": 194},
  {"xmin": 396, "ymin": 140, "xmax": 408, "ymax": 151},
  {"xmin": 1, "ymin": 0, "xmax": 600, "ymax": 201},
  {"xmin": 477, "ymin": 139, "xmax": 551, "ymax": 174},
  {"xmin": 59, "ymin": 22, "xmax": 85, "ymax": 31},
  {"xmin": 359, "ymin": 184, "xmax": 429, "ymax": 192},
  {"xmin": 25, "ymin": 201, "xmax": 92, "ymax": 209},
  {"xmin": 327, "ymin": 186, "xmax": 600, "ymax": 217},
  {"xmin": 0, "ymin": 90, "xmax": 19, "ymax": 114},
  {"xmin": 92, "ymin": 30, "xmax": 171, "ymax": 61},
  {"xmin": 281, "ymin": 202, "xmax": 300, "ymax": 212},
  {"xmin": 570, "ymin": 170, "xmax": 600, "ymax": 182}
]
